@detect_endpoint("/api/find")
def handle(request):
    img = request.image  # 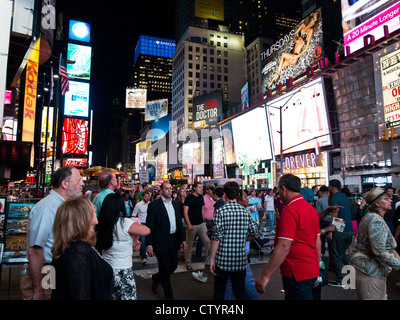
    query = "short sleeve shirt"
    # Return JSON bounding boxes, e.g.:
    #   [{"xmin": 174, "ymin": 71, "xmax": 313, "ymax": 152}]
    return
[
  {"xmin": 275, "ymin": 195, "xmax": 320, "ymax": 281},
  {"xmin": 27, "ymin": 190, "xmax": 65, "ymax": 264},
  {"xmin": 183, "ymin": 194, "xmax": 204, "ymax": 225}
]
